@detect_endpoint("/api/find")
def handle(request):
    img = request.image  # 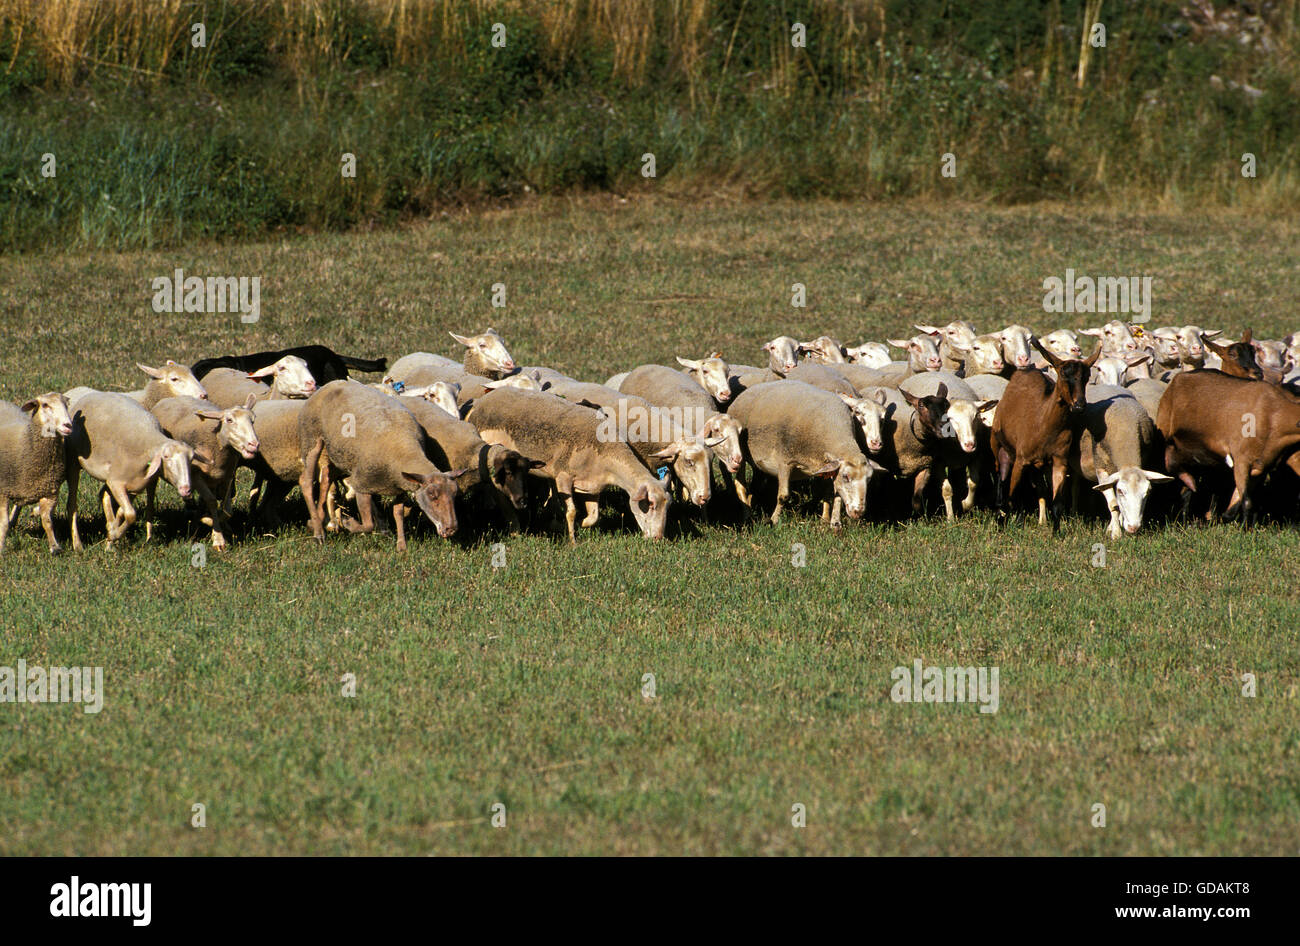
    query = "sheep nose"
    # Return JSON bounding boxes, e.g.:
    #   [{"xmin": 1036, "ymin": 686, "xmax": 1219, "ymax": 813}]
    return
[
  {"xmin": 1016, "ymin": 355, "xmax": 1029, "ymax": 366},
  {"xmin": 715, "ymin": 391, "xmax": 730, "ymax": 402},
  {"xmin": 1125, "ymin": 524, "xmax": 1139, "ymax": 535}
]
